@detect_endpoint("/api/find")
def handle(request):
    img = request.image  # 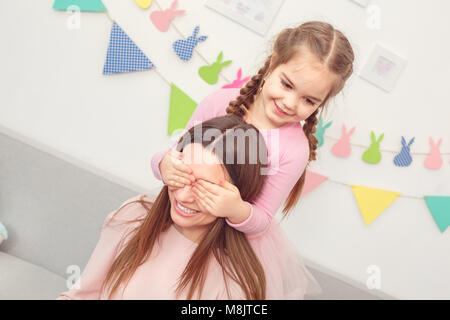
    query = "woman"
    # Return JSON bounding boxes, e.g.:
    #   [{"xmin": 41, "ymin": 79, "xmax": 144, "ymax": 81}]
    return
[{"xmin": 57, "ymin": 115, "xmax": 321, "ymax": 299}]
